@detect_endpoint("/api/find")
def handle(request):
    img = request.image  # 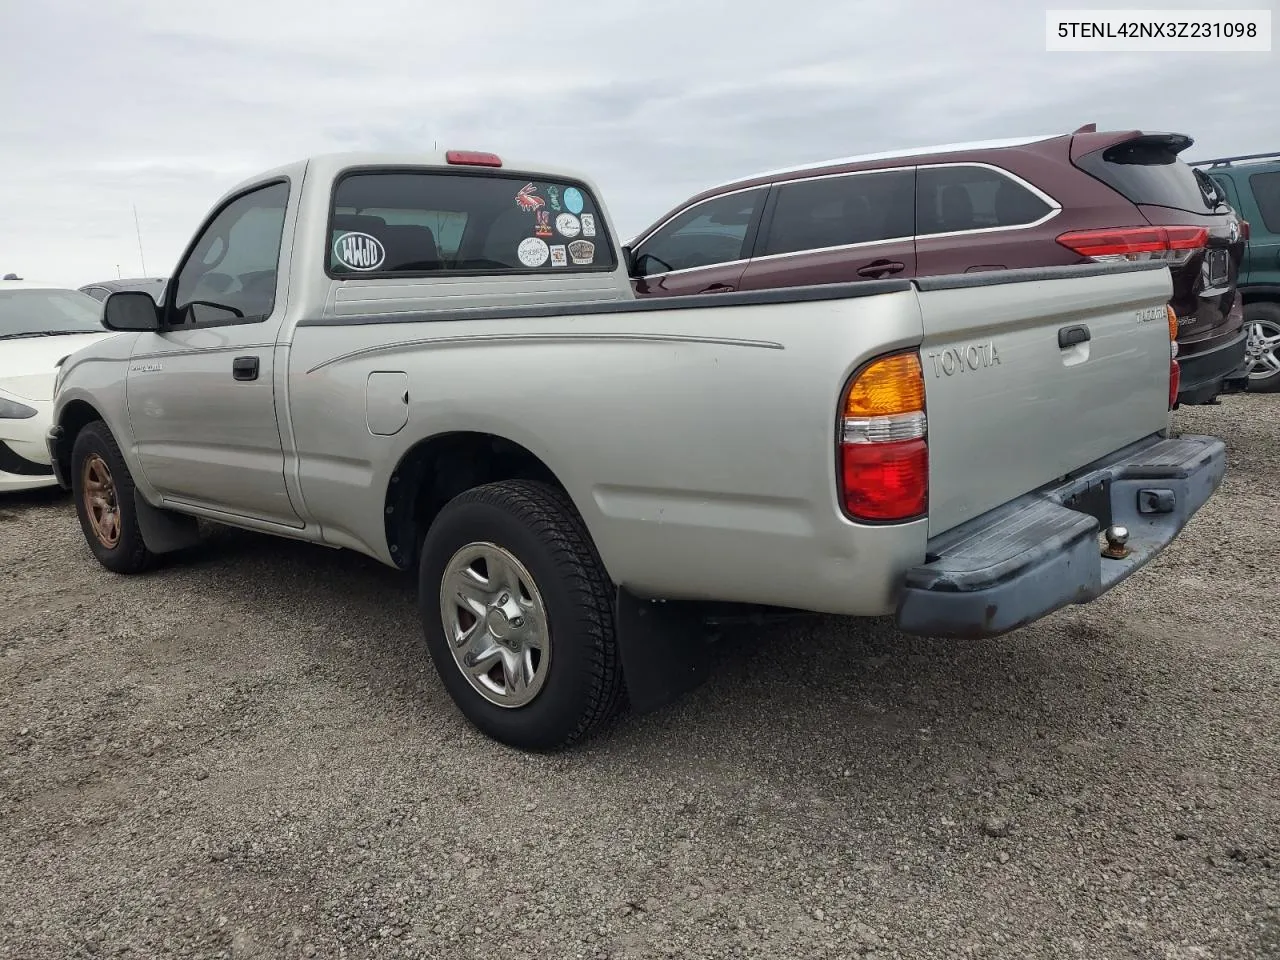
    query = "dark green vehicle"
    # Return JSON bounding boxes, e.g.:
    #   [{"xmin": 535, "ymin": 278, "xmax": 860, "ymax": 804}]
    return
[{"xmin": 1194, "ymin": 152, "xmax": 1280, "ymax": 392}]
